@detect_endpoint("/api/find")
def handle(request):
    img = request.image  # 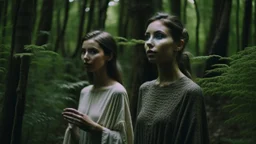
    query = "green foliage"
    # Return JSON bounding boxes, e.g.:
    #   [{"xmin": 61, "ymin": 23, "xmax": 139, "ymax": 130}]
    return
[
  {"xmin": 196, "ymin": 46, "xmax": 256, "ymax": 143},
  {"xmin": 191, "ymin": 55, "xmax": 220, "ymax": 64},
  {"xmin": 20, "ymin": 44, "xmax": 89, "ymax": 144},
  {"xmin": 59, "ymin": 81, "xmax": 89, "ymax": 91},
  {"xmin": 115, "ymin": 36, "xmax": 145, "ymax": 46}
]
